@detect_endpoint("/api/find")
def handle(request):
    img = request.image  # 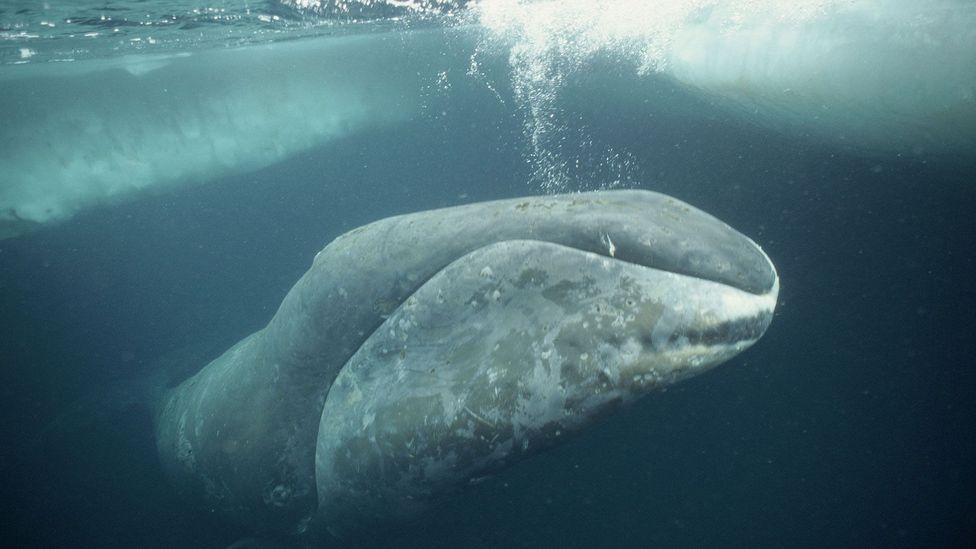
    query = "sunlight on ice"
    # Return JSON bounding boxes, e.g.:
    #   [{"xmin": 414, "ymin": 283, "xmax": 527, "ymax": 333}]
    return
[{"xmin": 473, "ymin": 0, "xmax": 976, "ymax": 190}]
